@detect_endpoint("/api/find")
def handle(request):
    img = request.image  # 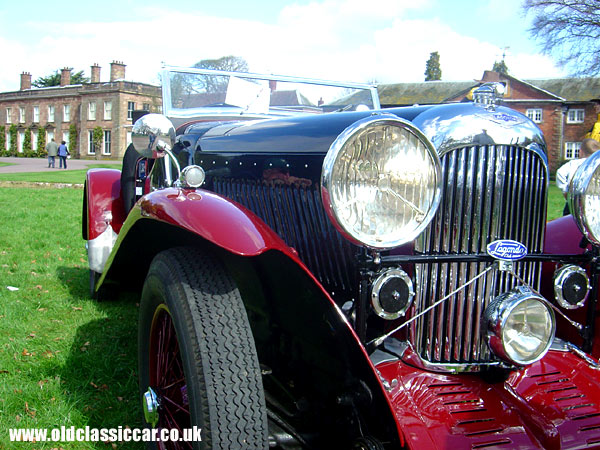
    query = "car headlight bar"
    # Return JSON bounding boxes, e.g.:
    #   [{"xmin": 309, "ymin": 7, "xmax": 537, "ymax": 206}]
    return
[{"xmin": 321, "ymin": 115, "xmax": 442, "ymax": 249}]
